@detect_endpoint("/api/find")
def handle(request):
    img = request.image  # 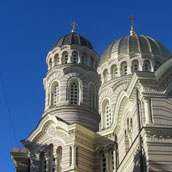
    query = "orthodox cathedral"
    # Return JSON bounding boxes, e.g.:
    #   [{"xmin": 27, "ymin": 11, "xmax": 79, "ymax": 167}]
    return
[{"xmin": 11, "ymin": 20, "xmax": 172, "ymax": 172}]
